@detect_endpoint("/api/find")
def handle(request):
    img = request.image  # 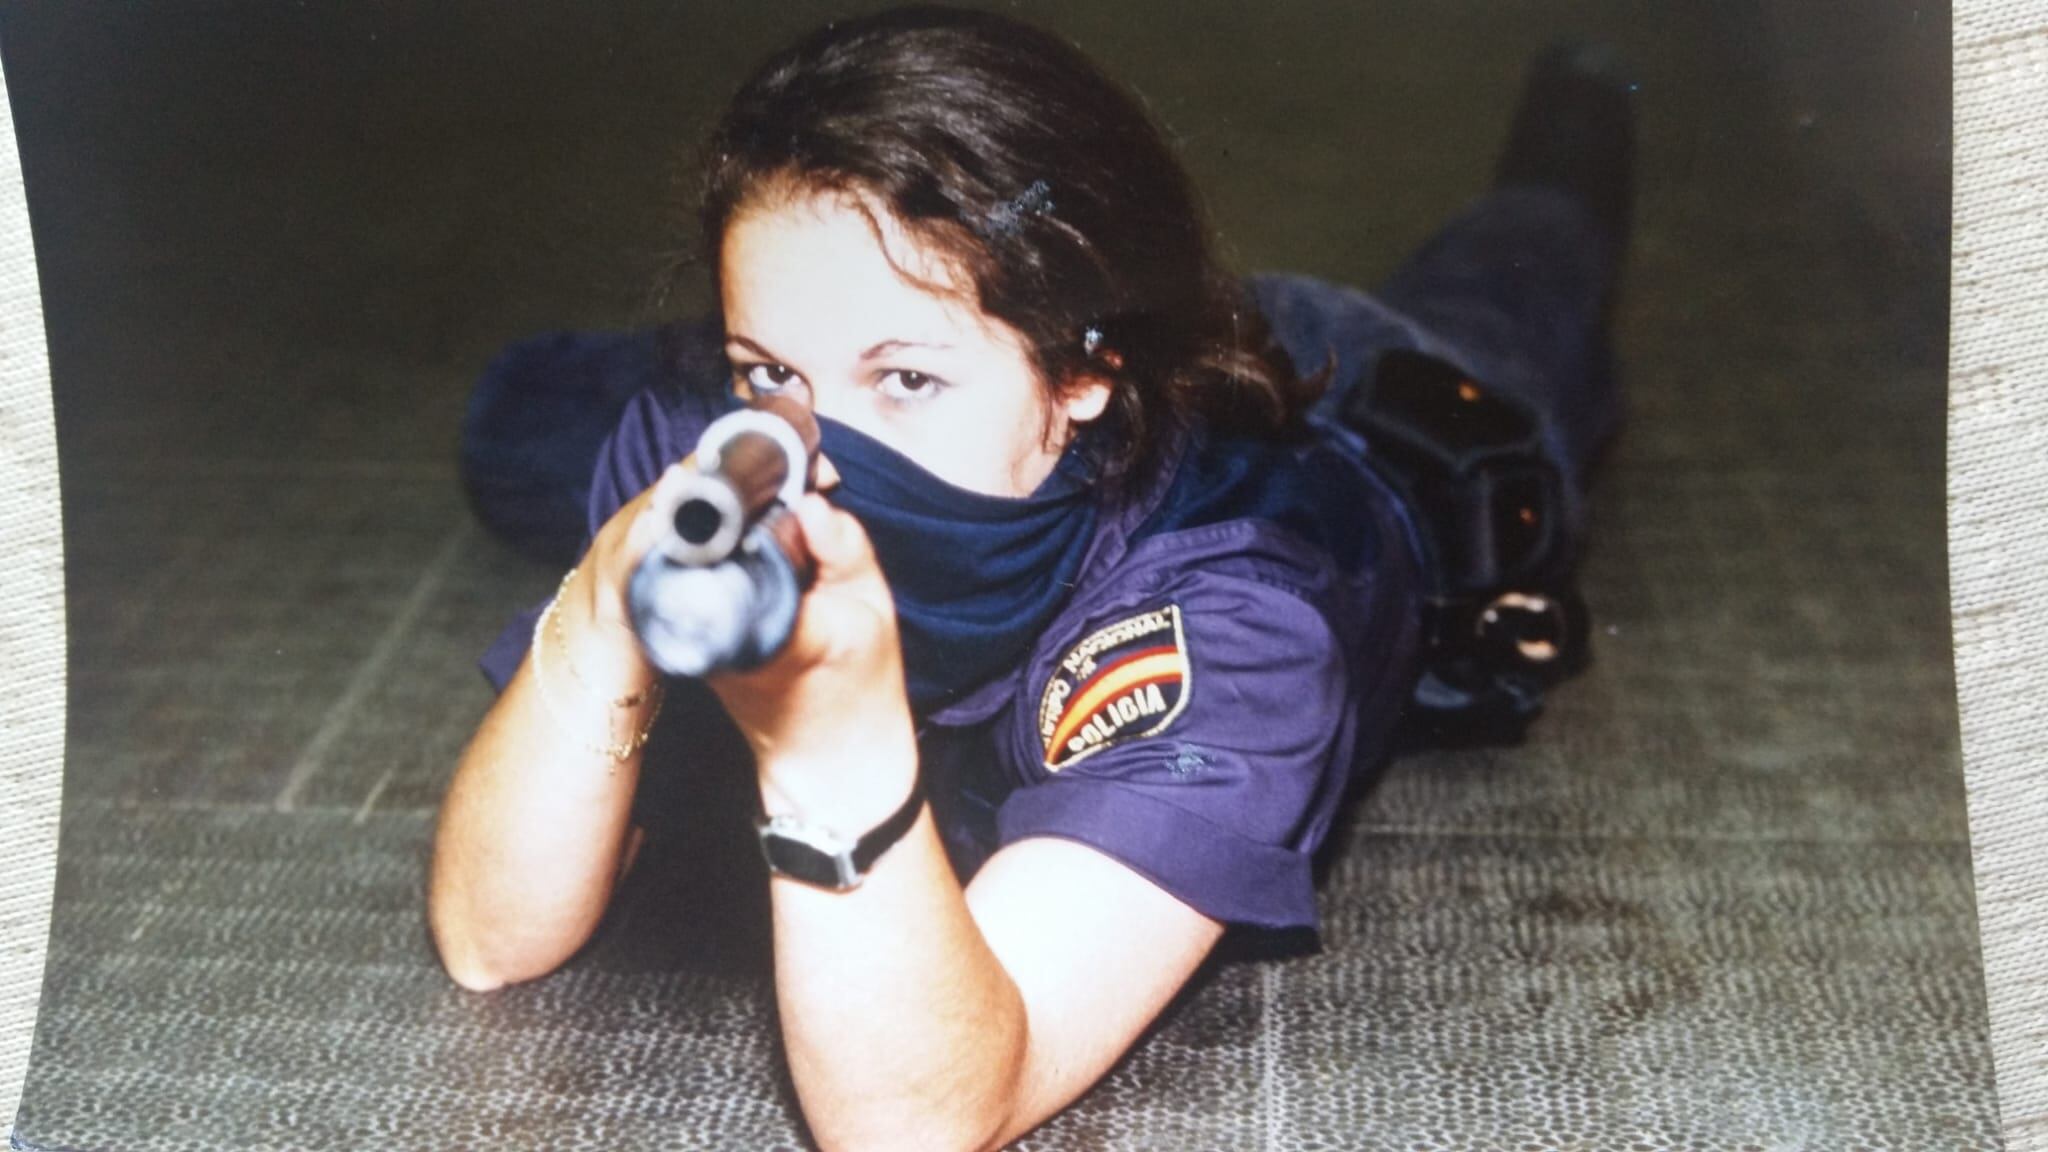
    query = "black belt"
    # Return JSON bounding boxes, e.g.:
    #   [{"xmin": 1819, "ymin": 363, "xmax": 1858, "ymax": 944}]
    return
[{"xmin": 1339, "ymin": 349, "xmax": 1591, "ymax": 743}]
